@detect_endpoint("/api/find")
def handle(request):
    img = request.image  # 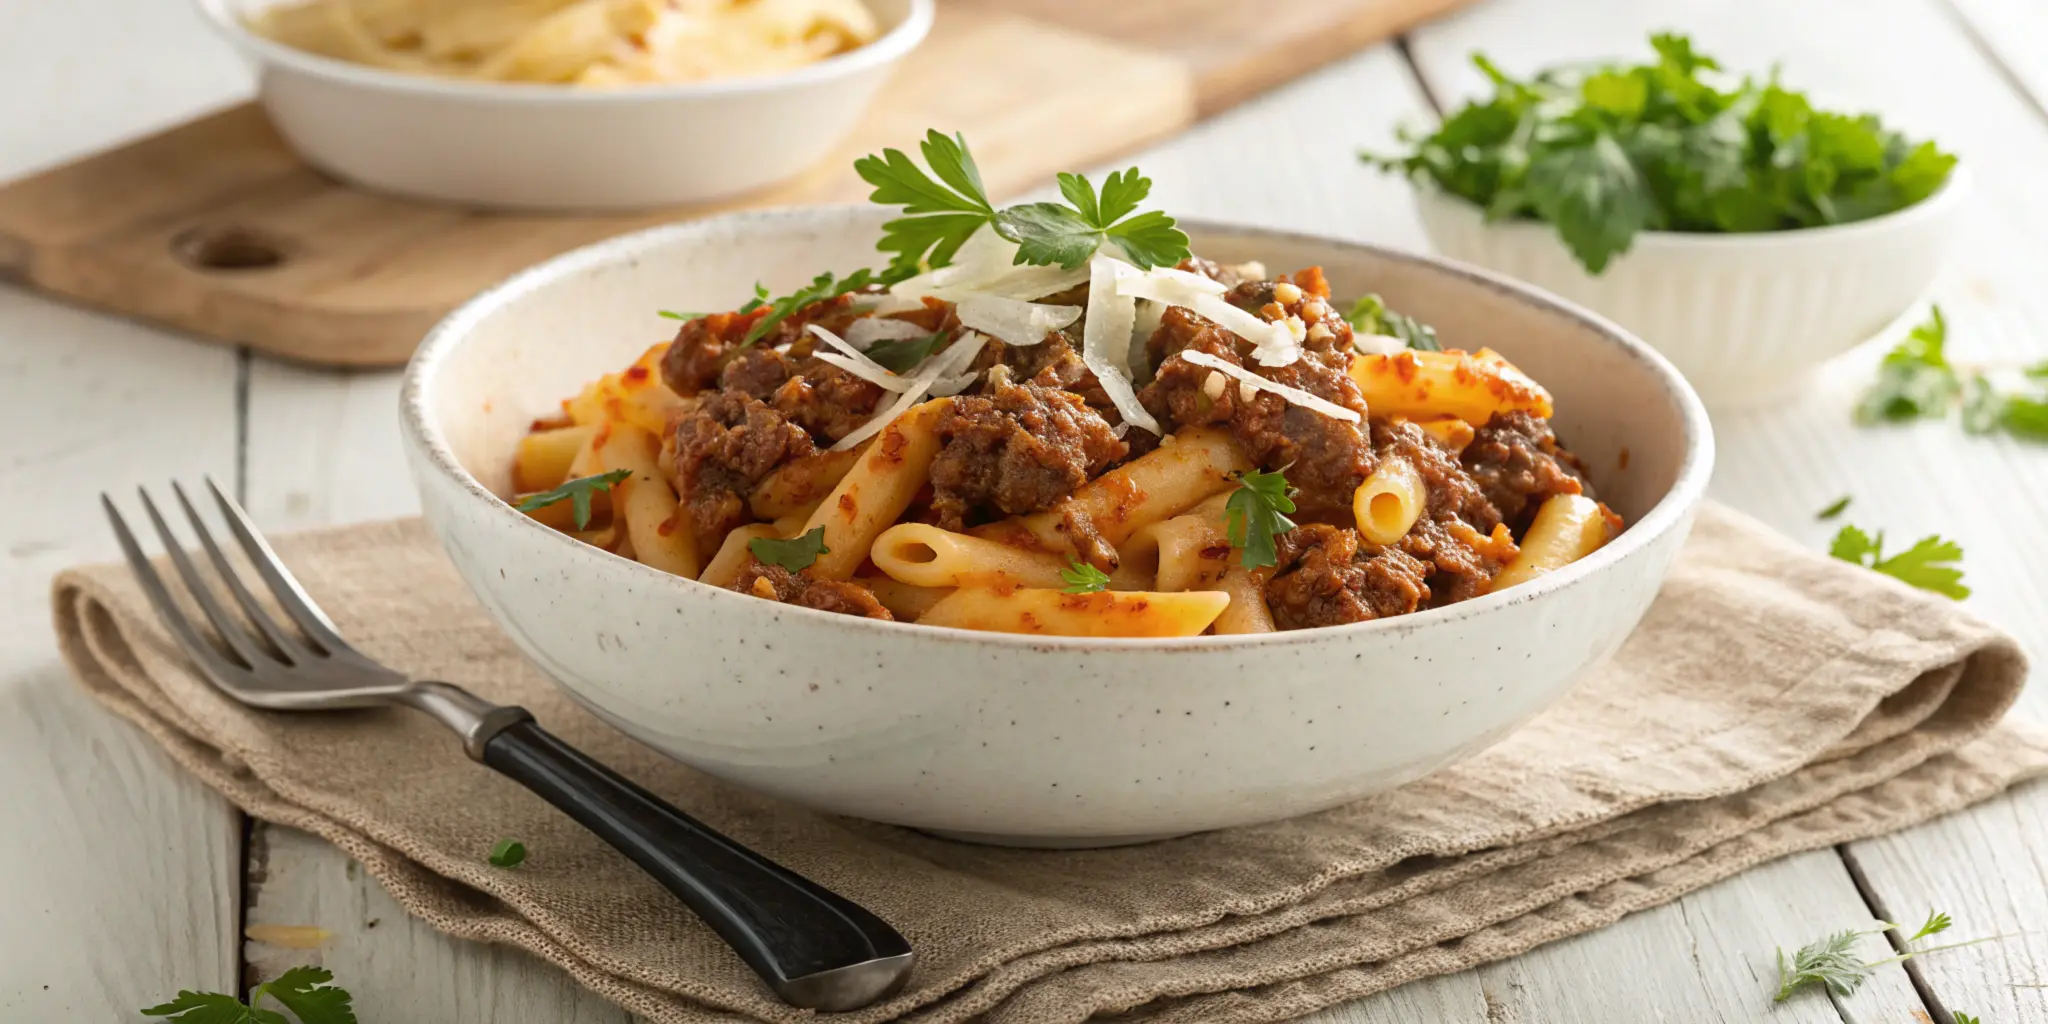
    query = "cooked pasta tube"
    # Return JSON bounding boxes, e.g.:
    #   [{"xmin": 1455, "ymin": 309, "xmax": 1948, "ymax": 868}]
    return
[
  {"xmin": 801, "ymin": 399, "xmax": 948, "ymax": 580},
  {"xmin": 1492, "ymin": 494, "xmax": 1610, "ymax": 591},
  {"xmin": 861, "ymin": 576, "xmax": 953, "ymax": 620},
  {"xmin": 918, "ymin": 587, "xmax": 1230, "ymax": 638},
  {"xmin": 750, "ymin": 448, "xmax": 863, "ymax": 520},
  {"xmin": 698, "ymin": 524, "xmax": 779, "ymax": 589},
  {"xmin": 1413, "ymin": 415, "xmax": 1476, "ymax": 454},
  {"xmin": 1210, "ymin": 566, "xmax": 1276, "ymax": 634},
  {"xmin": 597, "ymin": 422, "xmax": 699, "ymax": 578},
  {"xmin": 870, "ymin": 524, "xmax": 1075, "ymax": 589},
  {"xmin": 513, "ymin": 423, "xmax": 595, "ymax": 493},
  {"xmin": 1350, "ymin": 348, "xmax": 1553, "ymax": 425},
  {"xmin": 564, "ymin": 423, "xmax": 605, "ymax": 479},
  {"xmin": 983, "ymin": 427, "xmax": 1249, "ymax": 562},
  {"xmin": 1353, "ymin": 457, "xmax": 1427, "ymax": 546}
]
